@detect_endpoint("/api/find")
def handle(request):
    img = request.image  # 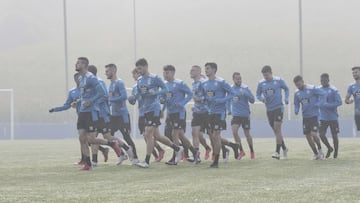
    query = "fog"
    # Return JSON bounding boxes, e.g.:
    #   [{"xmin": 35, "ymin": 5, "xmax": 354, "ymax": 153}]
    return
[{"xmin": 1, "ymin": 0, "xmax": 360, "ymax": 124}]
